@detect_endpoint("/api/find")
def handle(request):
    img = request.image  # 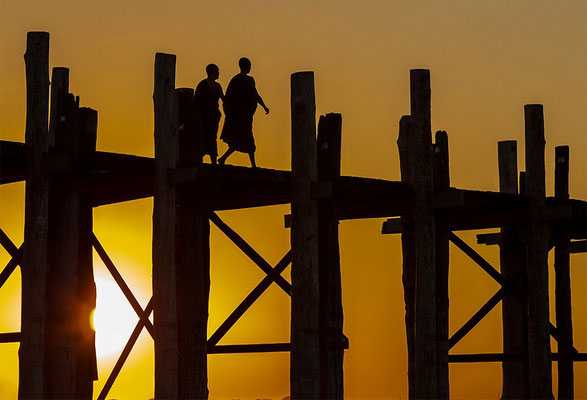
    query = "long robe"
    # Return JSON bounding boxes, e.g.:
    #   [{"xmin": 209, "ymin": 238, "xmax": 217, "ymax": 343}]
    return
[
  {"xmin": 194, "ymin": 79, "xmax": 222, "ymax": 157},
  {"xmin": 220, "ymin": 74, "xmax": 260, "ymax": 153}
]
